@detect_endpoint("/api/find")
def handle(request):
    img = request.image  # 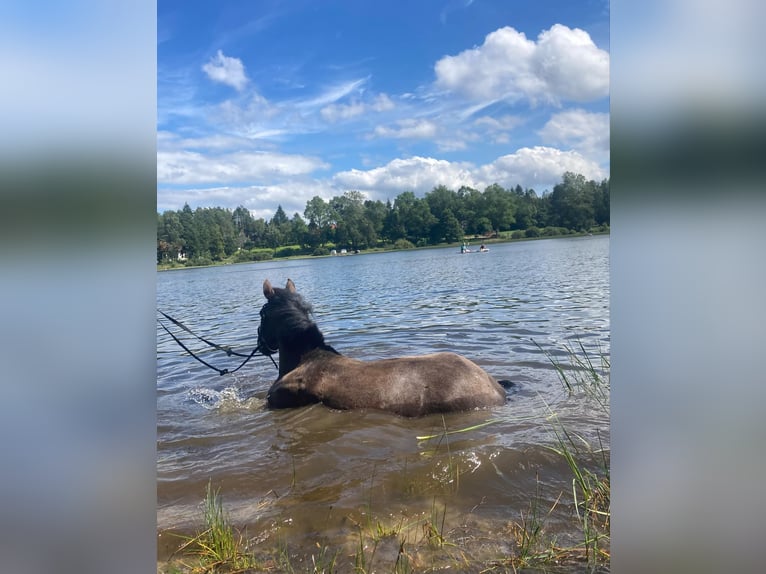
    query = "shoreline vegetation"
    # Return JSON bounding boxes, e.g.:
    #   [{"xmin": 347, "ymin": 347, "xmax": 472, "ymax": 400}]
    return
[
  {"xmin": 157, "ymin": 341, "xmax": 610, "ymax": 573},
  {"xmin": 158, "ymin": 172, "xmax": 609, "ymax": 271},
  {"xmin": 157, "ymin": 229, "xmax": 609, "ymax": 271}
]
